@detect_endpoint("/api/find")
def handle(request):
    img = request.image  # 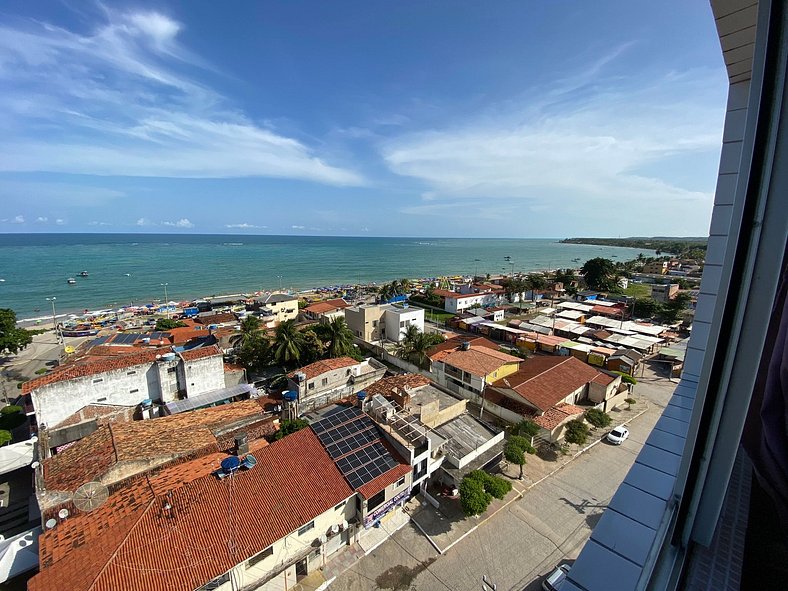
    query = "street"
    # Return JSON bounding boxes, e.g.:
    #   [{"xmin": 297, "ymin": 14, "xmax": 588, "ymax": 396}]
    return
[{"xmin": 329, "ymin": 364, "xmax": 676, "ymax": 591}]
